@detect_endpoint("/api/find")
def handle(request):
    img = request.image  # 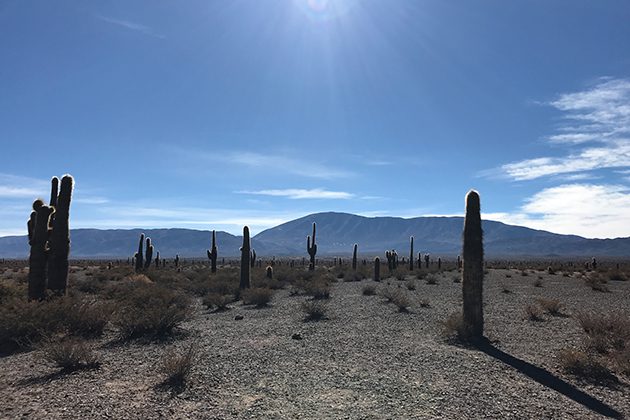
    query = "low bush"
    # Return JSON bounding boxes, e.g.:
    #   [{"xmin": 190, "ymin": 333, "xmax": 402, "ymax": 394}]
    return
[
  {"xmin": 524, "ymin": 303, "xmax": 544, "ymax": 322},
  {"xmin": 558, "ymin": 349, "xmax": 617, "ymax": 384},
  {"xmin": 241, "ymin": 287, "xmax": 274, "ymax": 307},
  {"xmin": 425, "ymin": 275, "xmax": 438, "ymax": 285},
  {"xmin": 537, "ymin": 298, "xmax": 563, "ymax": 316},
  {"xmin": 405, "ymin": 280, "xmax": 416, "ymax": 291},
  {"xmin": 202, "ymin": 293, "xmax": 233, "ymax": 311},
  {"xmin": 362, "ymin": 285, "xmax": 377, "ymax": 296},
  {"xmin": 301, "ymin": 300, "xmax": 327, "ymax": 322},
  {"xmin": 112, "ymin": 285, "xmax": 192, "ymax": 341},
  {"xmin": 39, "ymin": 337, "xmax": 100, "ymax": 372},
  {"xmin": 584, "ymin": 275, "xmax": 609, "ymax": 292}
]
